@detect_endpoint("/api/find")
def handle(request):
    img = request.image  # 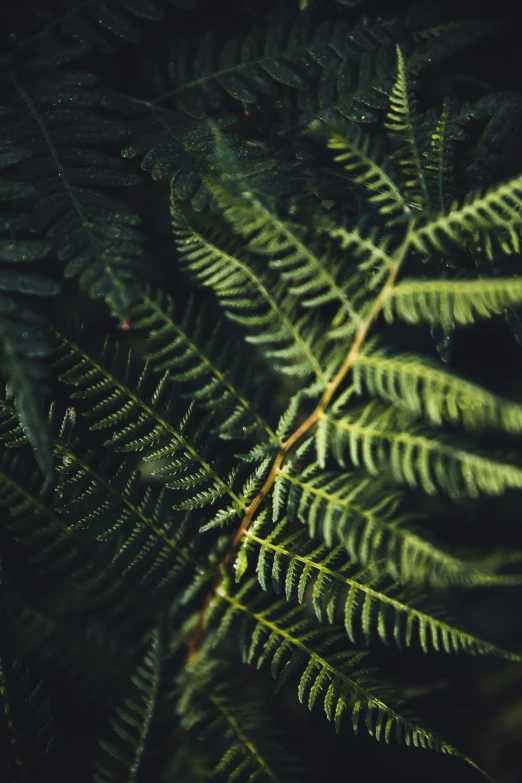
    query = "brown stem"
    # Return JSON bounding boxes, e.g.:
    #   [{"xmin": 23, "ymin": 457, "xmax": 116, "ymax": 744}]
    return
[{"xmin": 185, "ymin": 227, "xmax": 413, "ymax": 661}]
